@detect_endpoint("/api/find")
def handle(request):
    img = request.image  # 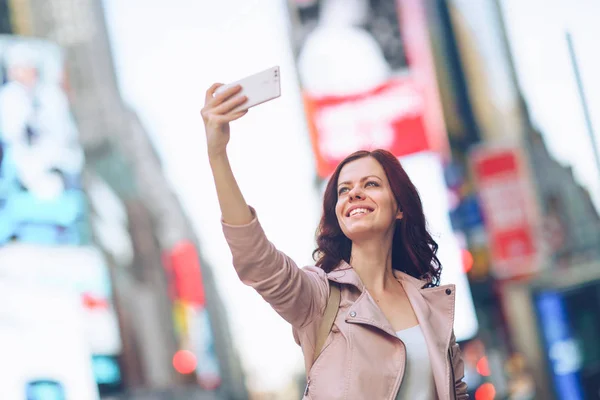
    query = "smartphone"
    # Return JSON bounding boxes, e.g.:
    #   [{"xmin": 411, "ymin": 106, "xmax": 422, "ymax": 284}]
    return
[{"xmin": 214, "ymin": 66, "xmax": 281, "ymax": 112}]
